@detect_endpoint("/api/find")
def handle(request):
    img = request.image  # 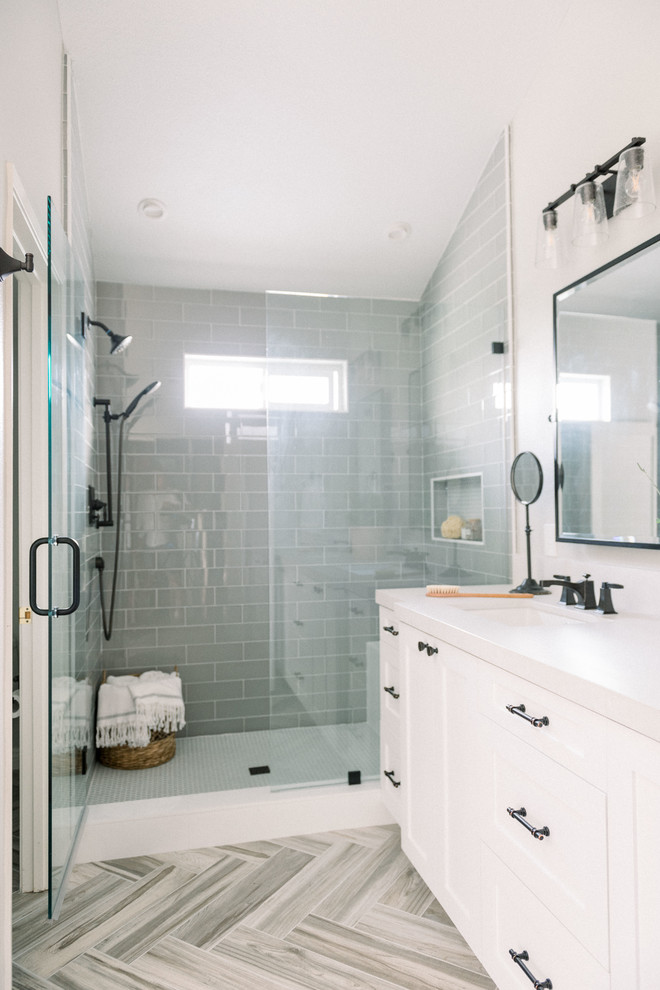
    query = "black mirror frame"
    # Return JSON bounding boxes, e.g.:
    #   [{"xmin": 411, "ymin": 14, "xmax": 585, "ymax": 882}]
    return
[{"xmin": 553, "ymin": 231, "xmax": 660, "ymax": 550}]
